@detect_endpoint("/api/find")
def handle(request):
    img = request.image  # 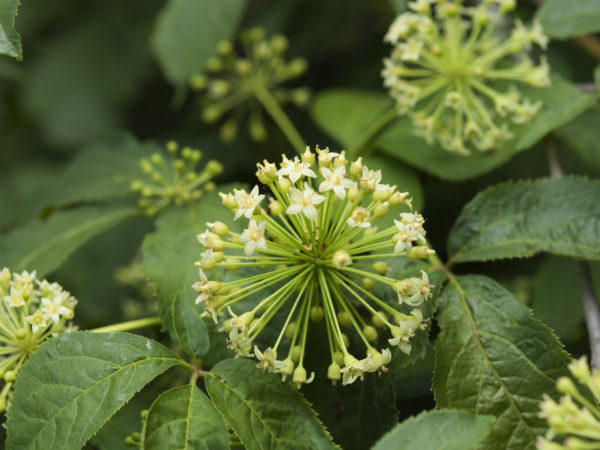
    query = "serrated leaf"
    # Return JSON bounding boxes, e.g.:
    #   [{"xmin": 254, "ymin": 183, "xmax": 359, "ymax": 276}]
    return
[
  {"xmin": 537, "ymin": 0, "xmax": 600, "ymax": 39},
  {"xmin": 0, "ymin": 205, "xmax": 136, "ymax": 278},
  {"xmin": 29, "ymin": 134, "xmax": 157, "ymax": 216},
  {"xmin": 151, "ymin": 0, "xmax": 247, "ymax": 85},
  {"xmin": 6, "ymin": 331, "xmax": 180, "ymax": 450},
  {"xmin": 172, "ymin": 293, "xmax": 209, "ymax": 358},
  {"xmin": 372, "ymin": 409, "xmax": 495, "ymax": 450},
  {"xmin": 447, "ymin": 177, "xmax": 600, "ymax": 263},
  {"xmin": 433, "ymin": 275, "xmax": 570, "ymax": 449},
  {"xmin": 206, "ymin": 359, "xmax": 336, "ymax": 450},
  {"xmin": 376, "ymin": 75, "xmax": 595, "ymax": 181},
  {"xmin": 141, "ymin": 186, "xmax": 241, "ymax": 343},
  {"xmin": 141, "ymin": 384, "xmax": 229, "ymax": 450},
  {"xmin": 0, "ymin": 0, "xmax": 22, "ymax": 60}
]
